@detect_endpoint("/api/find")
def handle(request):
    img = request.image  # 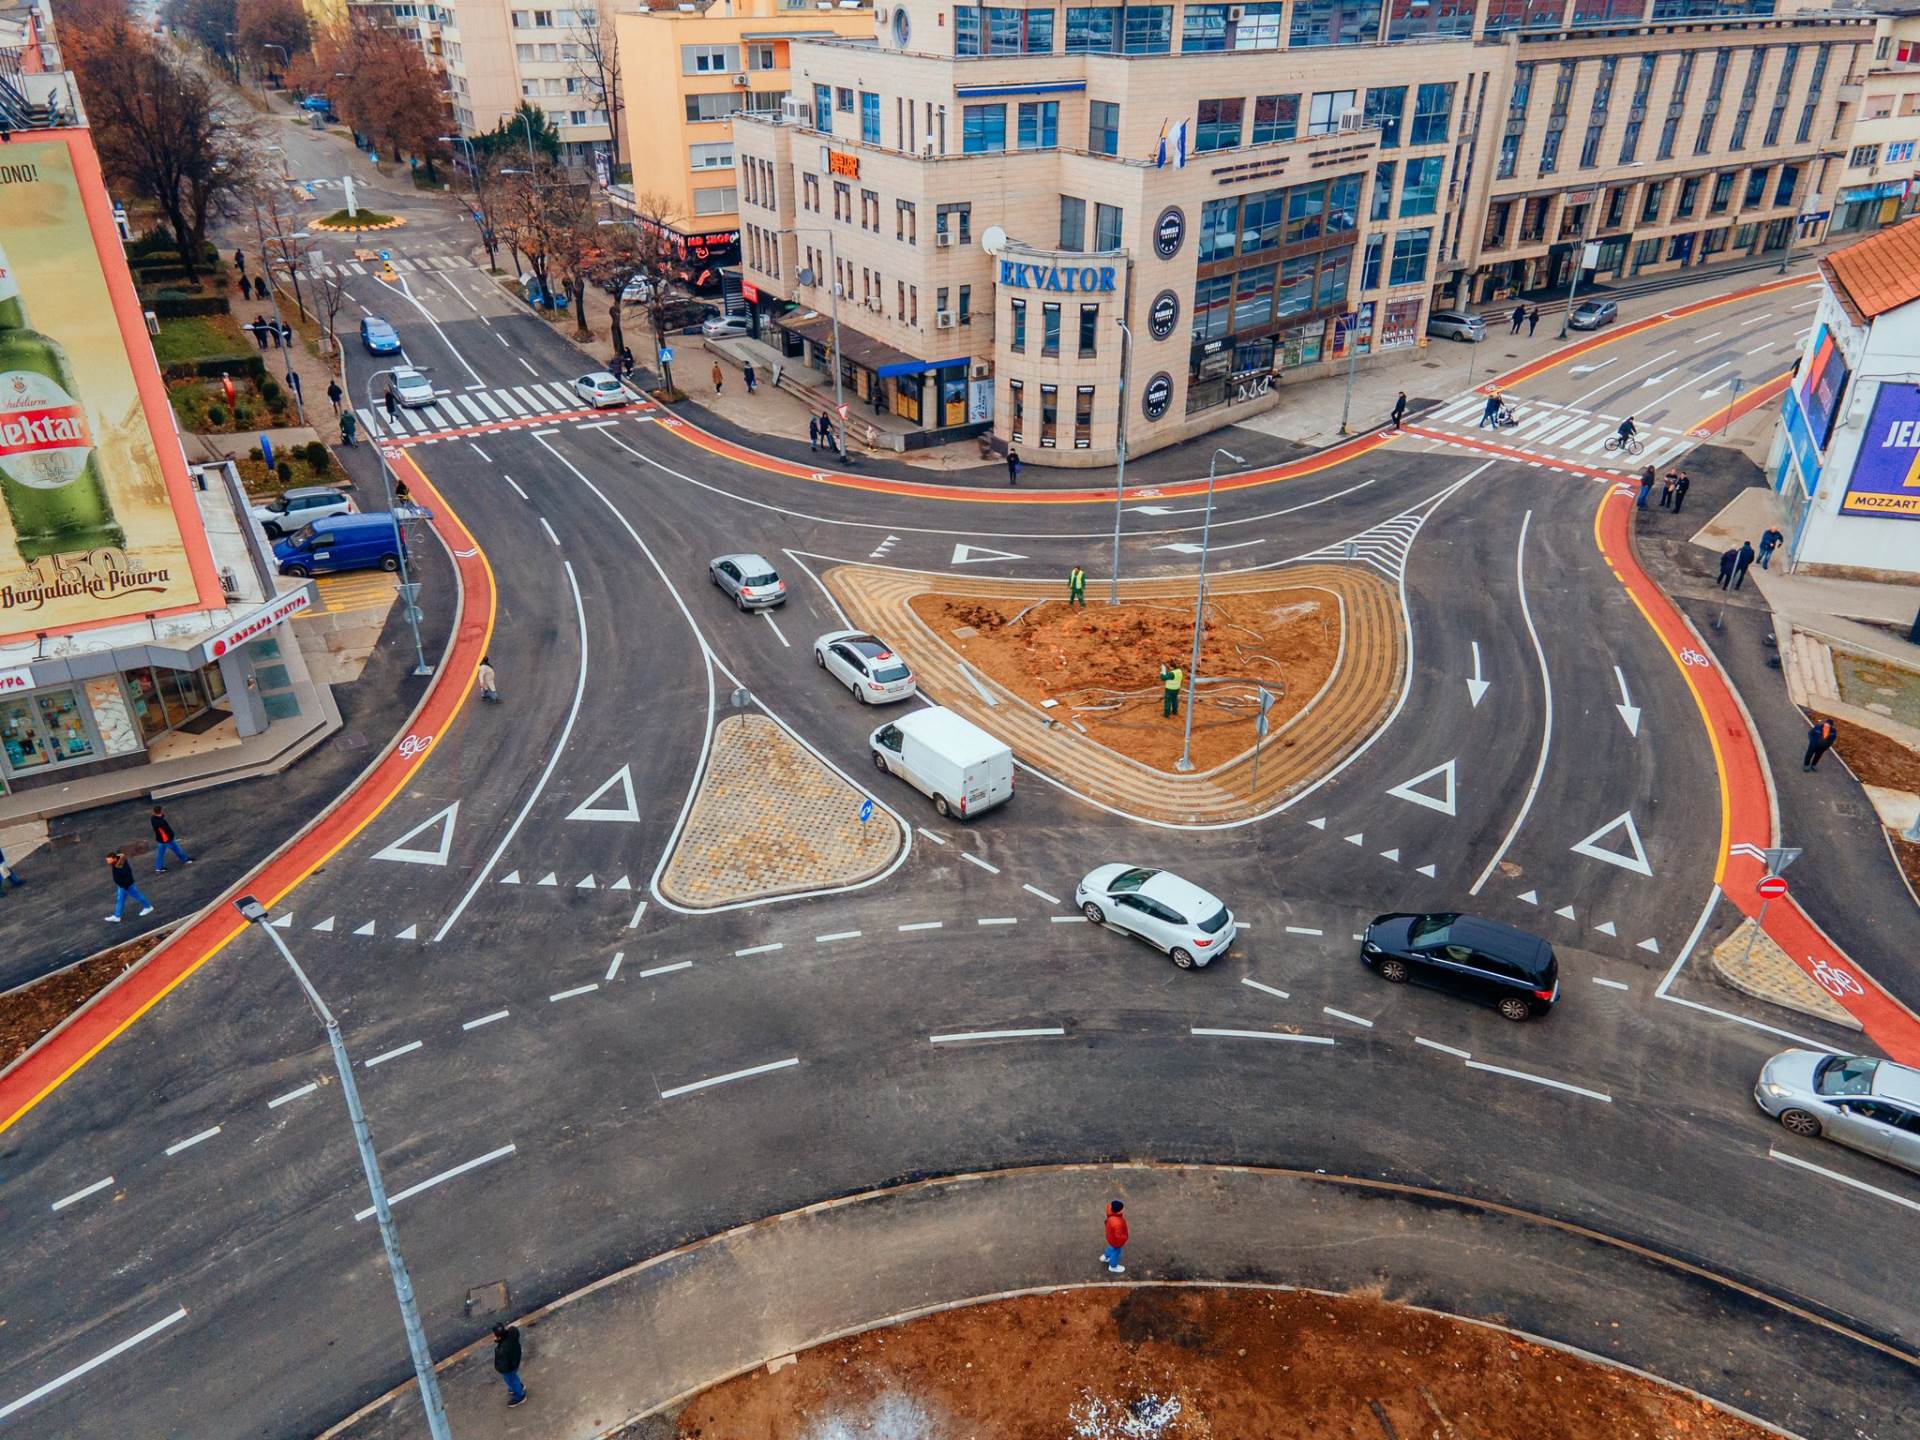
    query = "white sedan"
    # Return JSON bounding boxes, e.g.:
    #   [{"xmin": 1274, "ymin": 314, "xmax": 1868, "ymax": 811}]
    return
[
  {"xmin": 1076, "ymin": 865, "xmax": 1238, "ymax": 970},
  {"xmin": 390, "ymin": 367, "xmax": 436, "ymax": 408},
  {"xmin": 814, "ymin": 630, "xmax": 917, "ymax": 703},
  {"xmin": 574, "ymin": 371, "xmax": 630, "ymax": 408}
]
